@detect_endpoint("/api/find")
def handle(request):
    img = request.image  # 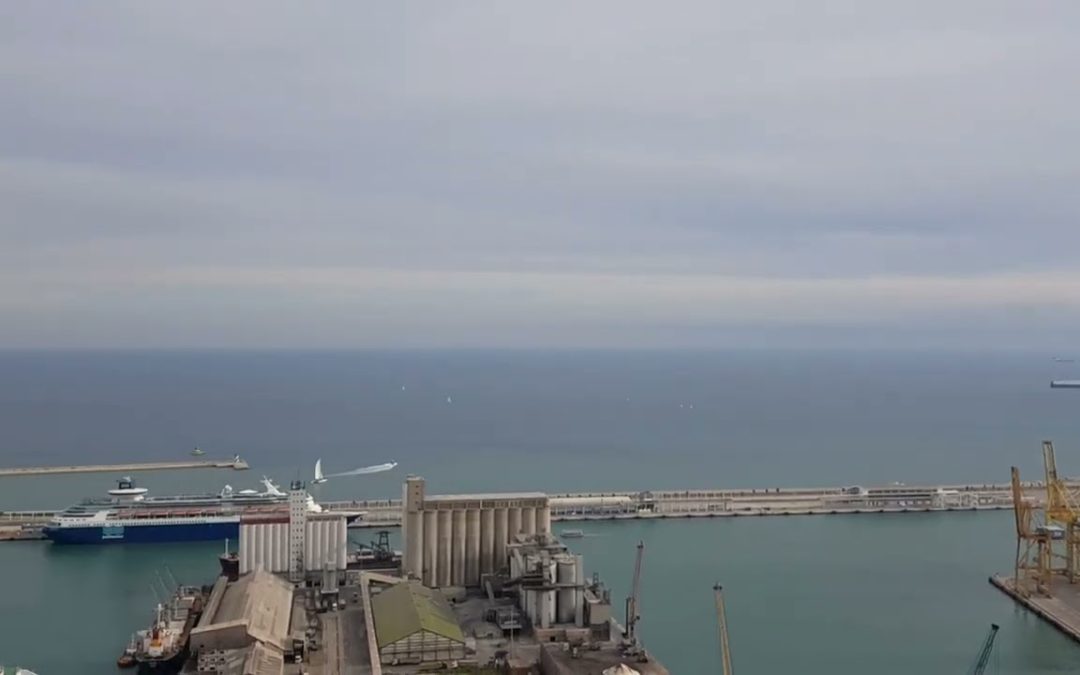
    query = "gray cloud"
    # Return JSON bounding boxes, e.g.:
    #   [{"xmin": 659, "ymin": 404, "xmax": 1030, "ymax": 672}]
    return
[{"xmin": 2, "ymin": 1, "xmax": 1079, "ymax": 348}]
